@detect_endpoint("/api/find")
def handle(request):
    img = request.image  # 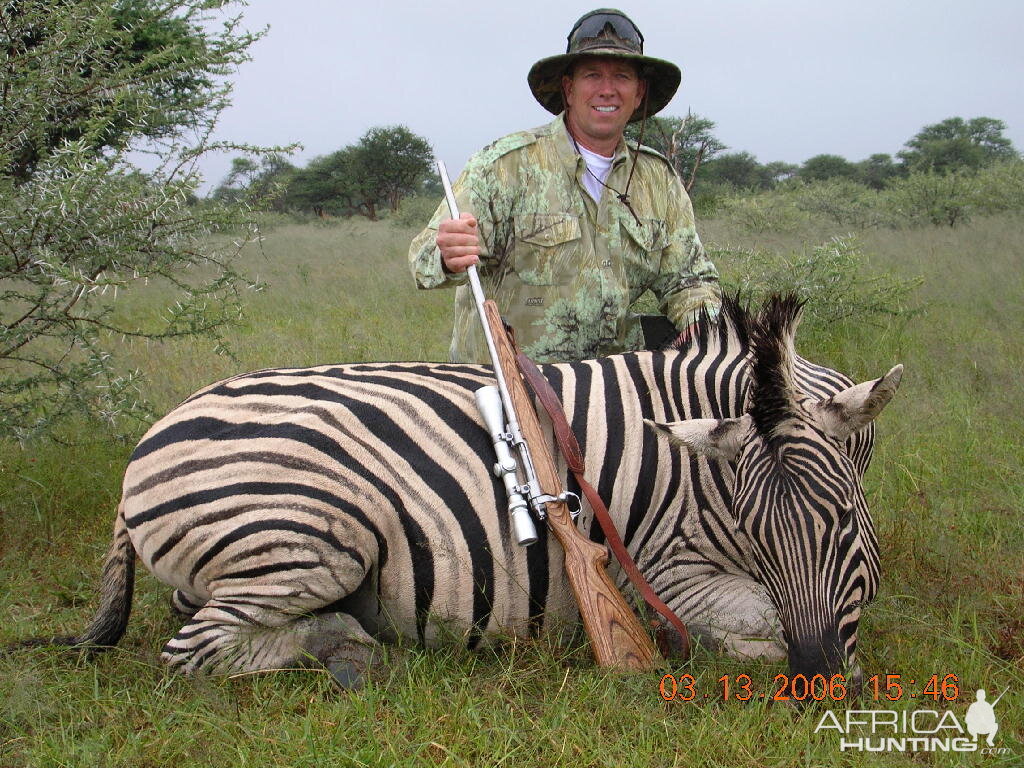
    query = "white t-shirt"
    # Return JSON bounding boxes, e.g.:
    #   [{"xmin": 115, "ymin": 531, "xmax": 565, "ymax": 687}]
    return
[{"xmin": 577, "ymin": 143, "xmax": 614, "ymax": 202}]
